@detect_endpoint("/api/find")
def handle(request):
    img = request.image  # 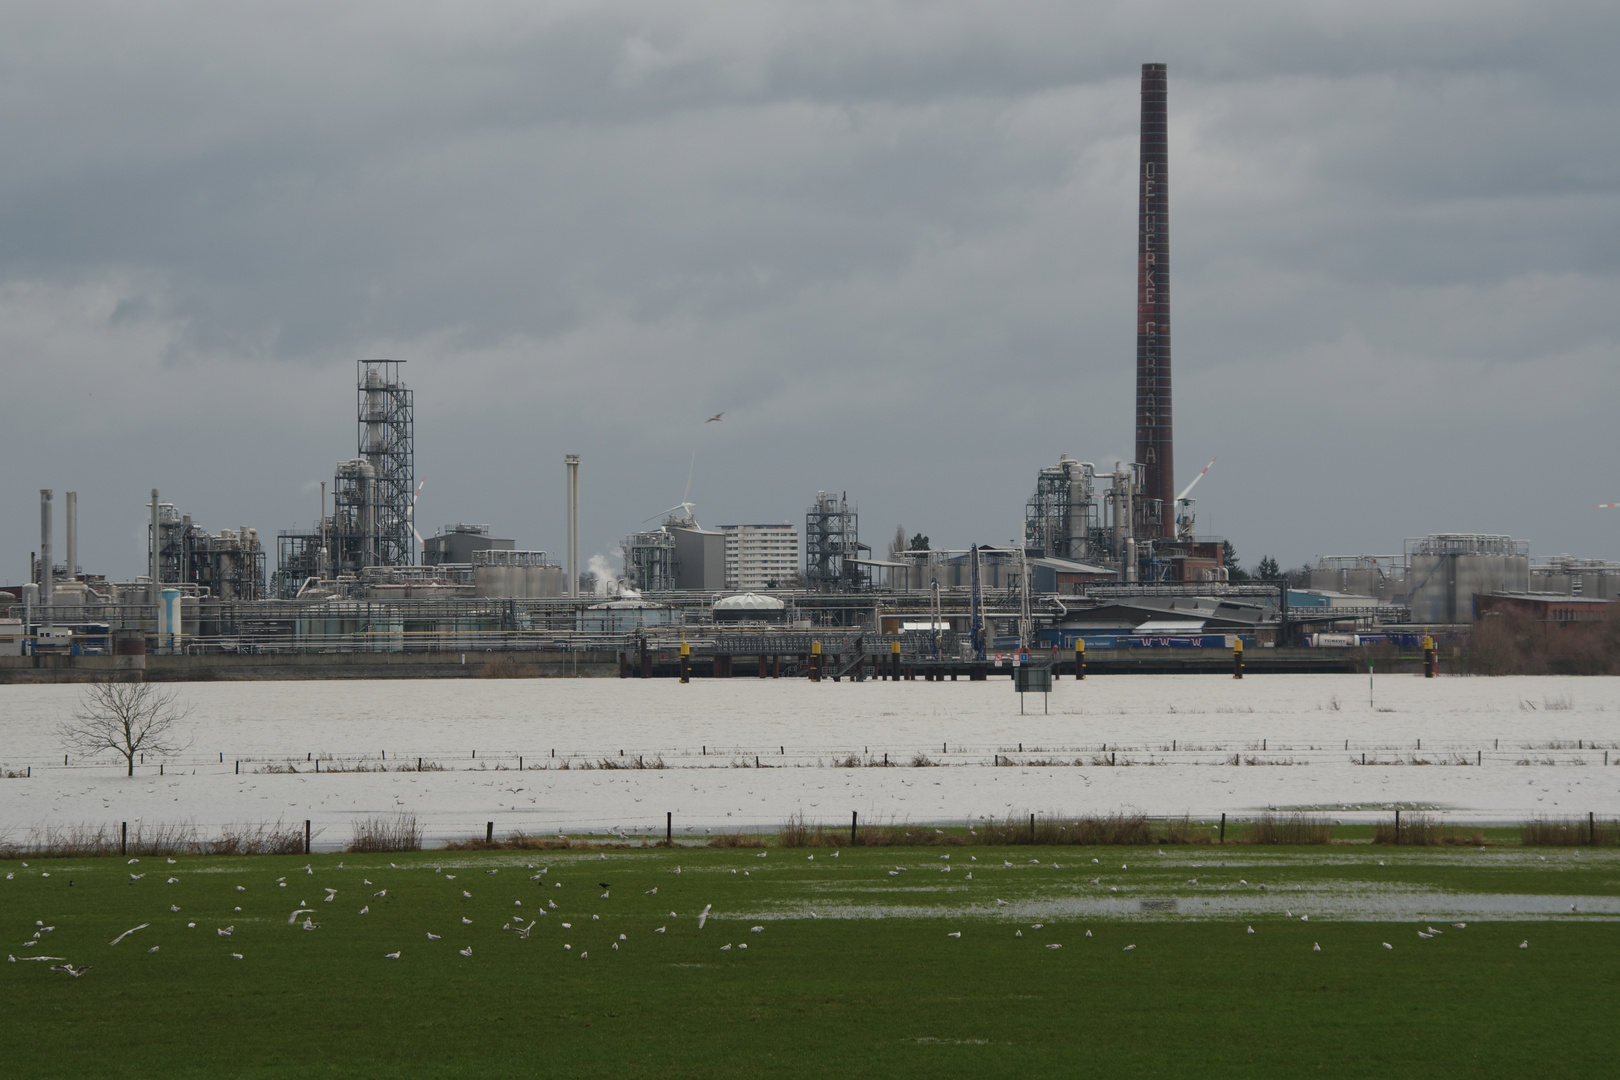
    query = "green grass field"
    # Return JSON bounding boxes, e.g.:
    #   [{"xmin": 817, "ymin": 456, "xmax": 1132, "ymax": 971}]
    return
[{"xmin": 3, "ymin": 844, "xmax": 1617, "ymax": 1078}]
